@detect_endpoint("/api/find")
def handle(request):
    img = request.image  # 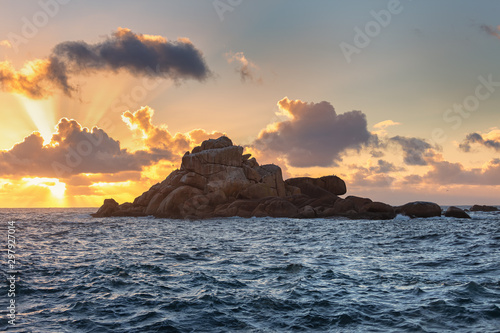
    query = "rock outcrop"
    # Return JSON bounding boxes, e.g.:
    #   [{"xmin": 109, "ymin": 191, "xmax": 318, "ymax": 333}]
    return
[
  {"xmin": 395, "ymin": 201, "xmax": 442, "ymax": 218},
  {"xmin": 92, "ymin": 136, "xmax": 442, "ymax": 220},
  {"xmin": 470, "ymin": 205, "xmax": 498, "ymax": 212},
  {"xmin": 444, "ymin": 206, "xmax": 471, "ymax": 219}
]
